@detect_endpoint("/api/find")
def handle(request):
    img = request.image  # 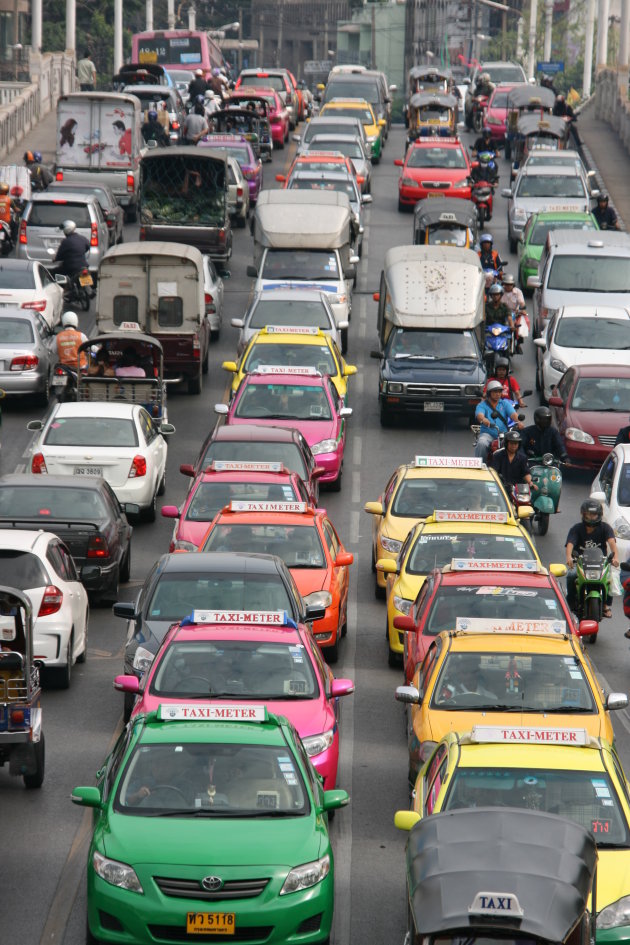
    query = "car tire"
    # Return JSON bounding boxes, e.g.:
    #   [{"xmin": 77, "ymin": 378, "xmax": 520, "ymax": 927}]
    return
[
  {"xmin": 210, "ymin": 329, "xmax": 220, "ymax": 343},
  {"xmin": 375, "ymin": 580, "xmax": 386, "ymax": 600},
  {"xmin": 509, "ymin": 237, "xmax": 517, "ymax": 254},
  {"xmin": 86, "ymin": 916, "xmax": 103, "ymax": 945},
  {"xmin": 188, "ymin": 370, "xmax": 202, "ymax": 395},
  {"xmin": 398, "ymin": 198, "xmax": 406, "ymax": 213},
  {"xmin": 325, "ymin": 639, "xmax": 339, "ymax": 664},
  {"xmin": 120, "ymin": 546, "xmax": 131, "ymax": 583},
  {"xmin": 340, "ymin": 327, "xmax": 348, "ymax": 355},
  {"xmin": 35, "ymin": 372, "xmax": 50, "ymax": 408},
  {"xmin": 125, "ymin": 205, "xmax": 138, "ymax": 223},
  {"xmin": 237, "ymin": 210, "xmax": 247, "ymax": 228},
  {"xmin": 158, "ymin": 469, "xmax": 166, "ymax": 496},
  {"xmin": 388, "ymin": 645, "xmax": 400, "ymax": 668},
  {"xmin": 23, "ymin": 732, "xmax": 45, "ymax": 789},
  {"xmin": 76, "ymin": 614, "xmax": 88, "ymax": 663},
  {"xmin": 202, "ymin": 343, "xmax": 210, "ymax": 374},
  {"xmin": 54, "ymin": 635, "xmax": 73, "ymax": 690},
  {"xmin": 143, "ymin": 490, "xmax": 157, "ymax": 523},
  {"xmin": 380, "ymin": 404, "xmax": 393, "ymax": 427}
]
